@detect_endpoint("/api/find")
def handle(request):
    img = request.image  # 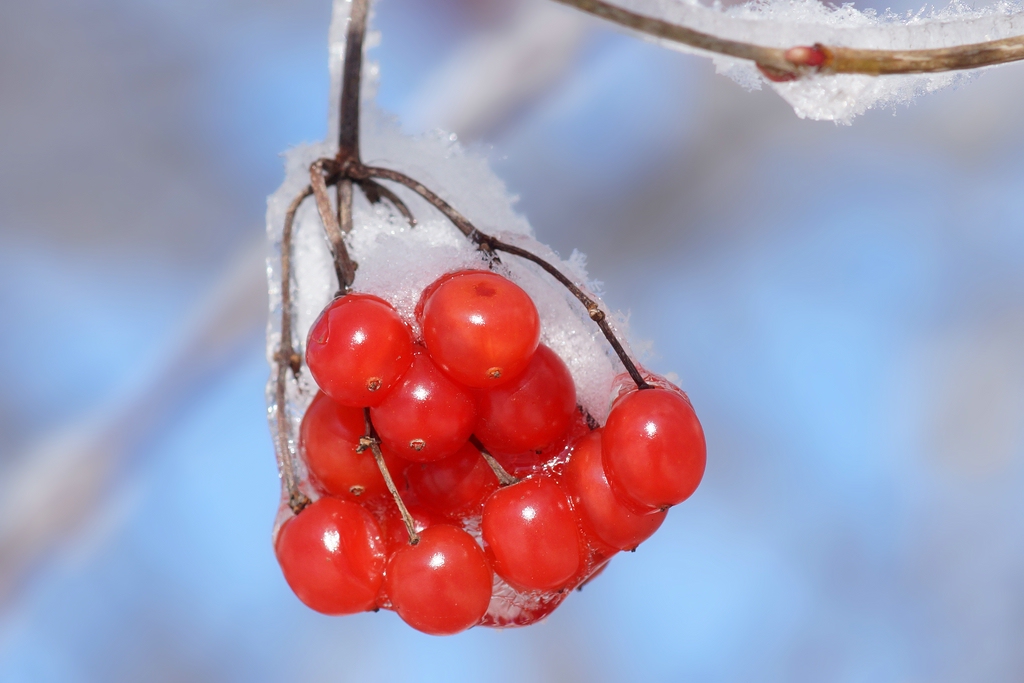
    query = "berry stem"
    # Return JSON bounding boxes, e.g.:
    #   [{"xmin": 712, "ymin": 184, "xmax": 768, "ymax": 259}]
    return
[
  {"xmin": 361, "ymin": 408, "xmax": 420, "ymax": 545},
  {"xmin": 310, "ymin": 159, "xmax": 357, "ymax": 293},
  {"xmin": 356, "ymin": 179, "xmax": 417, "ymax": 227},
  {"xmin": 470, "ymin": 435, "xmax": 520, "ymax": 487},
  {"xmin": 338, "ymin": 178, "xmax": 354, "ymax": 234},
  {"xmin": 356, "ymin": 166, "xmax": 477, "ymax": 236},
  {"xmin": 355, "ymin": 164, "xmax": 651, "ymax": 390},
  {"xmin": 476, "ymin": 236, "xmax": 651, "ymax": 390},
  {"xmin": 275, "ymin": 184, "xmax": 315, "ymax": 515}
]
